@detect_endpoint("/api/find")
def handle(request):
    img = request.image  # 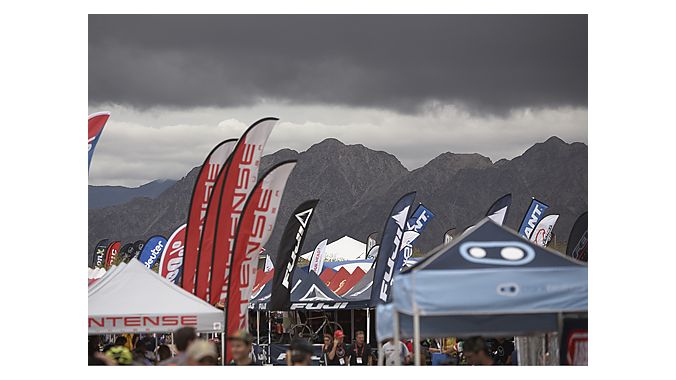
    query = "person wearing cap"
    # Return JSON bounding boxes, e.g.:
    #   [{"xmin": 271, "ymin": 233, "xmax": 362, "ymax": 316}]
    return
[
  {"xmin": 227, "ymin": 330, "xmax": 260, "ymax": 366},
  {"xmin": 287, "ymin": 337, "xmax": 314, "ymax": 366},
  {"xmin": 186, "ymin": 340, "xmax": 219, "ymax": 365},
  {"xmin": 326, "ymin": 330, "xmax": 349, "ymax": 366}
]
